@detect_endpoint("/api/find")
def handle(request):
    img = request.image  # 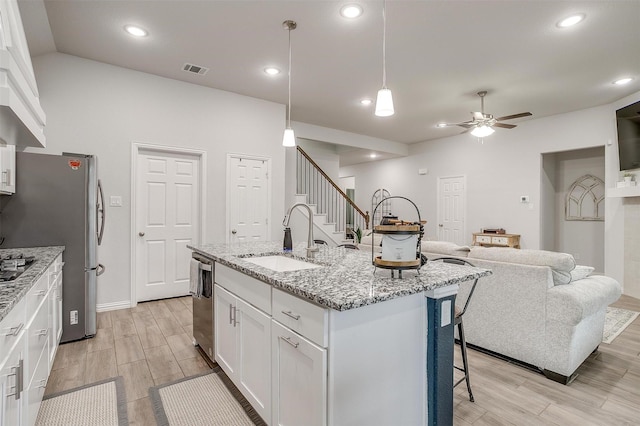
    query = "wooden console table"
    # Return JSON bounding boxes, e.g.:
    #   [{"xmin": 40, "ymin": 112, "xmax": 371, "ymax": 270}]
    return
[{"xmin": 472, "ymin": 233, "xmax": 520, "ymax": 248}]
